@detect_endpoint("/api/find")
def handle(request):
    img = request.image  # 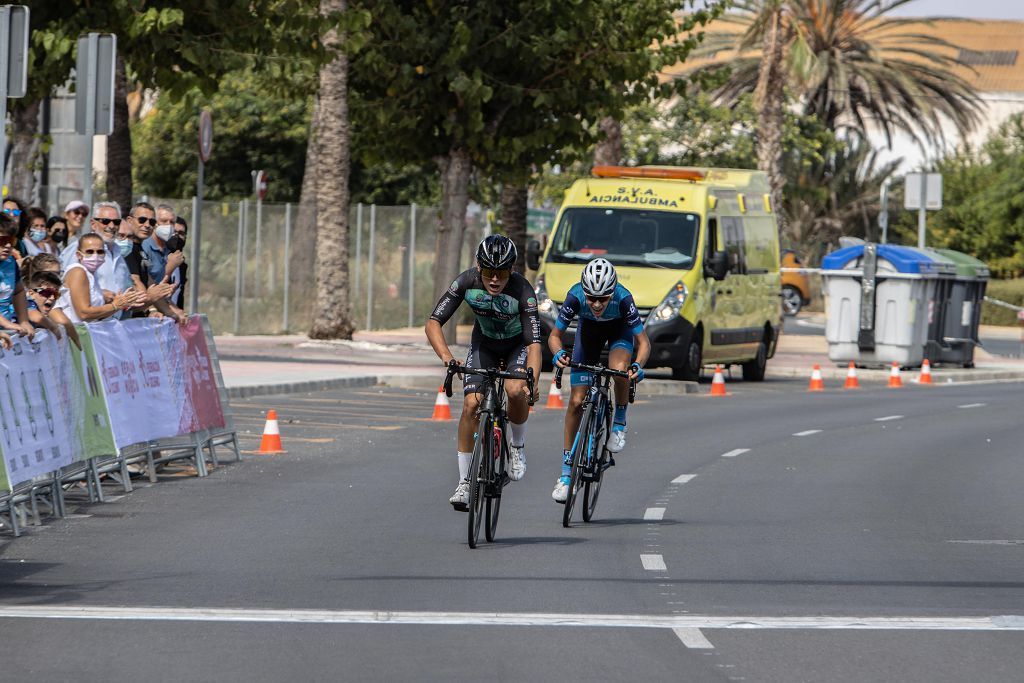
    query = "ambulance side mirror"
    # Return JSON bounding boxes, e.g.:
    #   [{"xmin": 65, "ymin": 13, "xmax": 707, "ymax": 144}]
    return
[
  {"xmin": 526, "ymin": 239, "xmax": 542, "ymax": 271},
  {"xmin": 705, "ymin": 250, "xmax": 728, "ymax": 281}
]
